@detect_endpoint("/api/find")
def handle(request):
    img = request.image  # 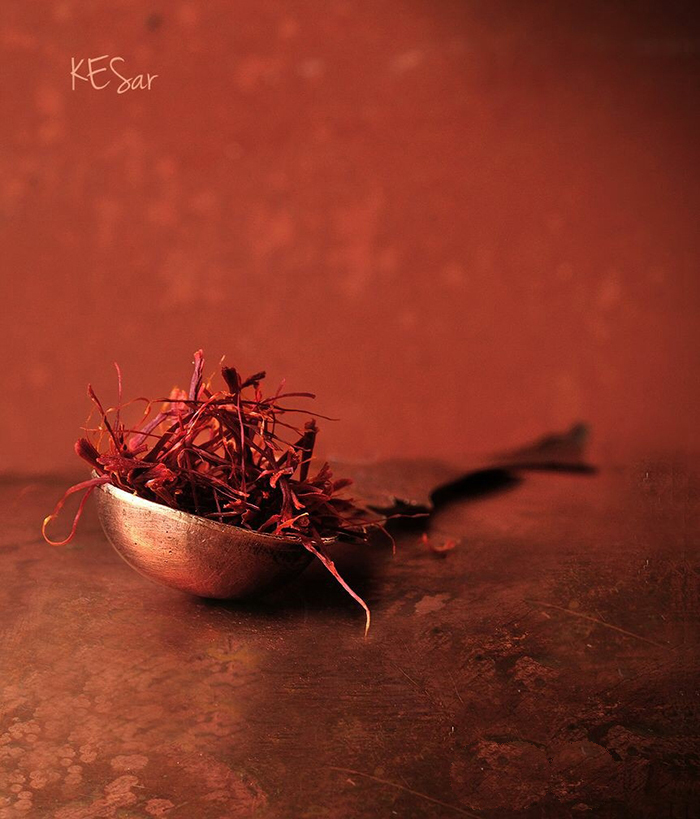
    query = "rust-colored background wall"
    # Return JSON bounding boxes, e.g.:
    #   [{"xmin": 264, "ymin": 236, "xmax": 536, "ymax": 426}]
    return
[{"xmin": 1, "ymin": 1, "xmax": 698, "ymax": 472}]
